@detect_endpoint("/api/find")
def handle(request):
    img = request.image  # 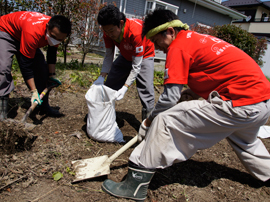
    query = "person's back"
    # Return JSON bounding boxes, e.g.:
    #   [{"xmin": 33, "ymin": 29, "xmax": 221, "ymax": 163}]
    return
[
  {"xmin": 0, "ymin": 11, "xmax": 49, "ymax": 42},
  {"xmin": 167, "ymin": 30, "xmax": 270, "ymax": 106}
]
